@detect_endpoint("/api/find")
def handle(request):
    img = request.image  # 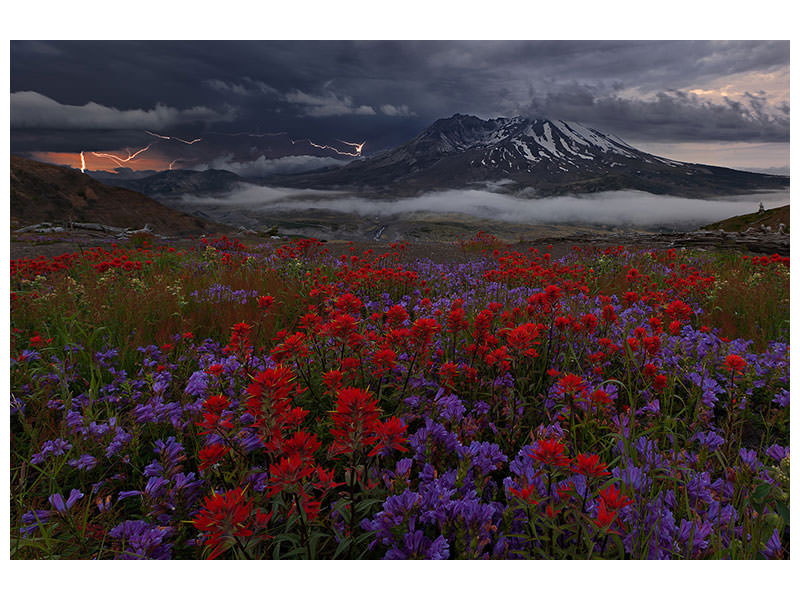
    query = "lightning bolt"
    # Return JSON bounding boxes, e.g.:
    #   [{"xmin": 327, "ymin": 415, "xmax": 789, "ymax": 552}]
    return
[
  {"xmin": 303, "ymin": 139, "xmax": 365, "ymax": 157},
  {"xmin": 145, "ymin": 130, "xmax": 202, "ymax": 145},
  {"xmin": 76, "ymin": 129, "xmax": 365, "ymax": 172},
  {"xmin": 211, "ymin": 130, "xmax": 365, "ymax": 157},
  {"xmin": 90, "ymin": 144, "xmax": 153, "ymax": 168},
  {"xmin": 338, "ymin": 140, "xmax": 366, "ymax": 156}
]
